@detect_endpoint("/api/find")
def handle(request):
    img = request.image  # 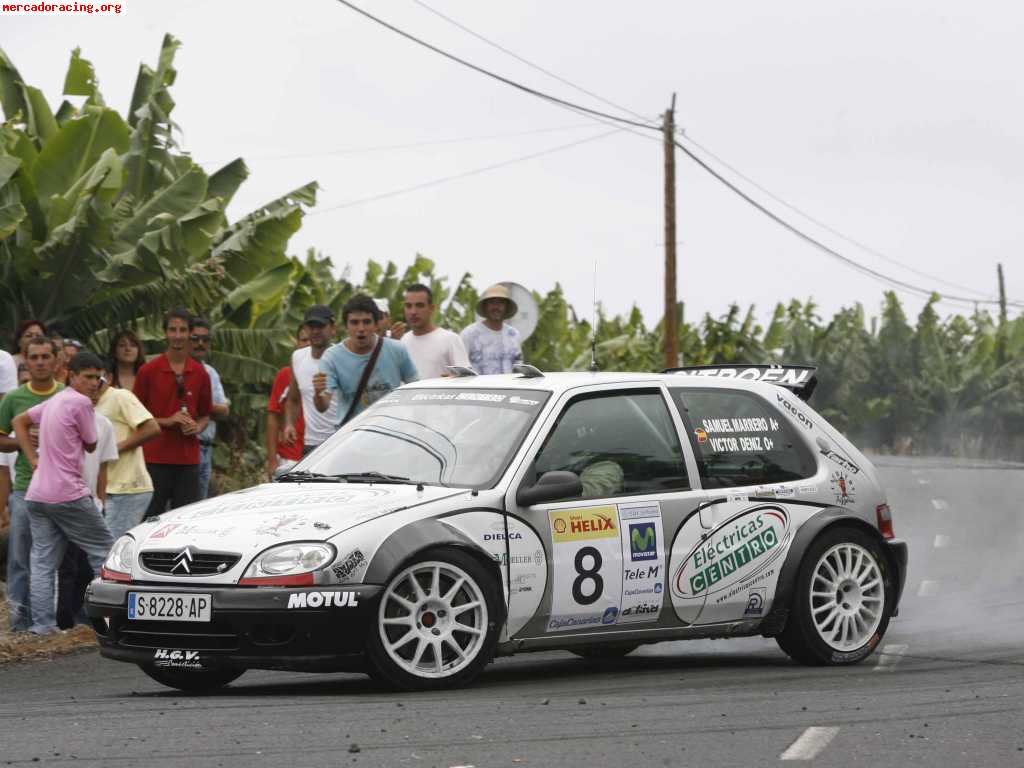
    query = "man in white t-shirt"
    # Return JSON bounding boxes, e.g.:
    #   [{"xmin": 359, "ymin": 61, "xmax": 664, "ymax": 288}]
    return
[
  {"xmin": 0, "ymin": 349, "xmax": 17, "ymax": 402},
  {"xmin": 284, "ymin": 305, "xmax": 339, "ymax": 455},
  {"xmin": 390, "ymin": 283, "xmax": 470, "ymax": 379},
  {"xmin": 460, "ymin": 283, "xmax": 524, "ymax": 375}
]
